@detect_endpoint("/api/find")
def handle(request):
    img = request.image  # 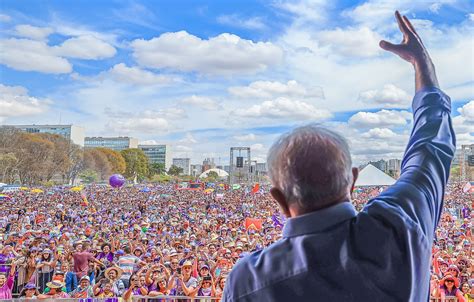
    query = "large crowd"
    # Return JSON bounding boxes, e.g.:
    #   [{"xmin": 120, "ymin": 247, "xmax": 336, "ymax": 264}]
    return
[{"xmin": 0, "ymin": 182, "xmax": 472, "ymax": 301}]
